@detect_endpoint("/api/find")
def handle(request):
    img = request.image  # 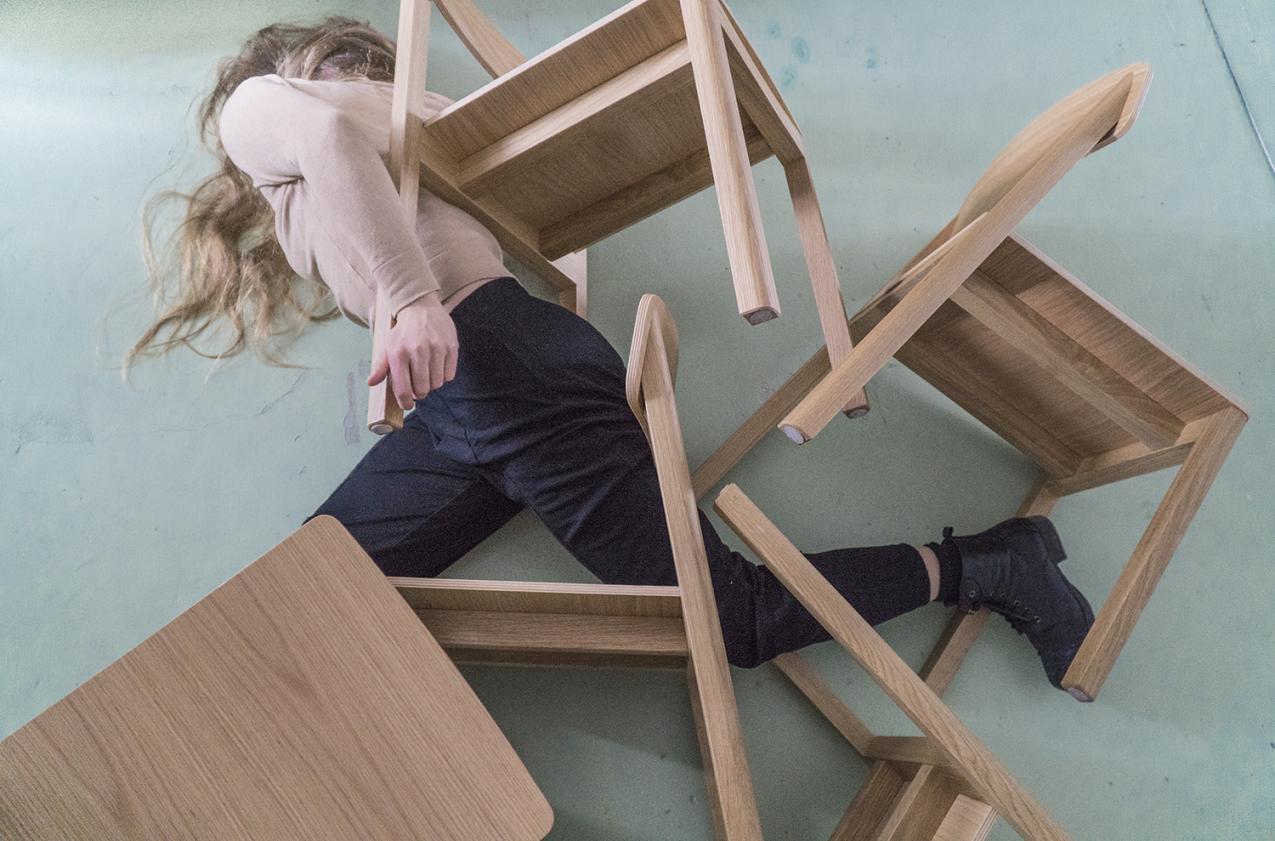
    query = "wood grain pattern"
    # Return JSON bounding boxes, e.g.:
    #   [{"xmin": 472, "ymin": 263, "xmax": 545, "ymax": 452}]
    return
[
  {"xmin": 715, "ymin": 484, "xmax": 1071, "ymax": 841},
  {"xmin": 393, "ymin": 577, "xmax": 683, "ymax": 616},
  {"xmin": 0, "ymin": 516, "xmax": 552, "ymax": 841},
  {"xmin": 721, "ymin": 12, "xmax": 803, "ymax": 164},
  {"xmin": 427, "ymin": 0, "xmax": 686, "ymax": 156},
  {"xmin": 433, "ymin": 0, "xmax": 526, "ymax": 77},
  {"xmin": 785, "ymin": 158, "xmax": 869, "ymax": 416},
  {"xmin": 933, "ymin": 796, "xmax": 999, "ymax": 841},
  {"xmin": 379, "ymin": 0, "xmax": 844, "ymax": 379},
  {"xmin": 630, "ymin": 295, "xmax": 764, "ymax": 840},
  {"xmin": 679, "ymin": 0, "xmax": 779, "ymax": 325},
  {"xmin": 456, "ymin": 41, "xmax": 694, "ymax": 196},
  {"xmin": 368, "ymin": 0, "xmax": 431, "ymax": 434},
  {"xmin": 828, "ymin": 762, "xmax": 907, "ymax": 841},
  {"xmin": 1061, "ymin": 406, "xmax": 1246, "ymax": 700},
  {"xmin": 954, "ymin": 64, "xmax": 1150, "ymax": 229},
  {"xmin": 416, "ymin": 608, "xmax": 690, "ymax": 663},
  {"xmin": 873, "ymin": 765, "xmax": 962, "ymax": 841},
  {"xmin": 538, "ymin": 122, "xmax": 772, "ymax": 259},
  {"xmin": 950, "ymin": 272, "xmax": 1184, "ymax": 450},
  {"xmin": 413, "ymin": 131, "xmax": 577, "ymax": 294},
  {"xmin": 865, "ymin": 737, "xmax": 962, "ymax": 778},
  {"xmin": 780, "ymin": 73, "xmax": 1134, "ymax": 443},
  {"xmin": 1044, "ymin": 416, "xmax": 1207, "ymax": 497}
]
